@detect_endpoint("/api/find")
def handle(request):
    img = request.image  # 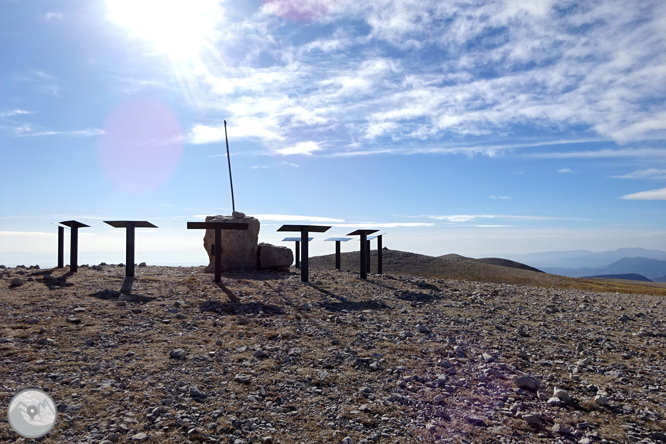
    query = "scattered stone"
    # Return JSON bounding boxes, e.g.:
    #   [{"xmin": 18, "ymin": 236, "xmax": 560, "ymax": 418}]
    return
[
  {"xmin": 131, "ymin": 432, "xmax": 148, "ymax": 442},
  {"xmin": 169, "ymin": 348, "xmax": 187, "ymax": 360},
  {"xmin": 465, "ymin": 416, "xmax": 486, "ymax": 427},
  {"xmin": 594, "ymin": 394, "xmax": 610, "ymax": 406},
  {"xmin": 9, "ymin": 278, "xmax": 23, "ymax": 287},
  {"xmin": 552, "ymin": 423, "xmax": 571, "ymax": 435},
  {"xmin": 66, "ymin": 316, "xmax": 81, "ymax": 324},
  {"xmin": 515, "ymin": 375, "xmax": 540, "ymax": 391},
  {"xmin": 553, "ymin": 387, "xmax": 571, "ymax": 402},
  {"xmin": 341, "ymin": 437, "xmax": 354, "ymax": 444},
  {"xmin": 234, "ymin": 374, "xmax": 251, "ymax": 384},
  {"xmin": 416, "ymin": 324, "xmax": 431, "ymax": 334},
  {"xmin": 523, "ymin": 414, "xmax": 543, "ymax": 428}
]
